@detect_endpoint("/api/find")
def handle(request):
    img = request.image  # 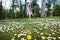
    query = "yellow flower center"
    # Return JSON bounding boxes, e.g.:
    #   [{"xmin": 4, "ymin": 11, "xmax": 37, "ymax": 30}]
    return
[{"xmin": 27, "ymin": 35, "xmax": 32, "ymax": 40}]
